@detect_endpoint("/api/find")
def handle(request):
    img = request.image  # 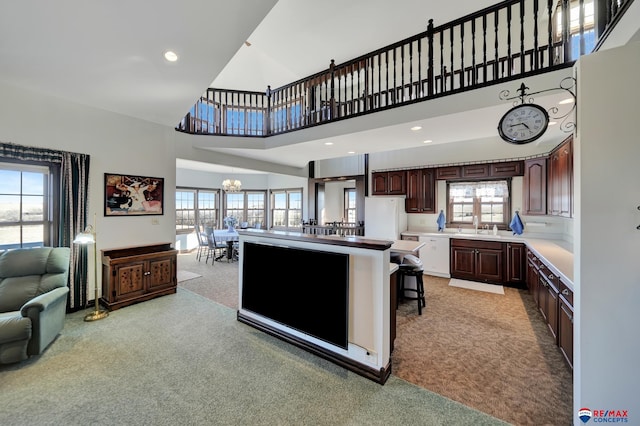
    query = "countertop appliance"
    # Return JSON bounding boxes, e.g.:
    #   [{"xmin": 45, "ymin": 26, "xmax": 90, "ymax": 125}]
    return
[{"xmin": 364, "ymin": 196, "xmax": 407, "ymax": 241}]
